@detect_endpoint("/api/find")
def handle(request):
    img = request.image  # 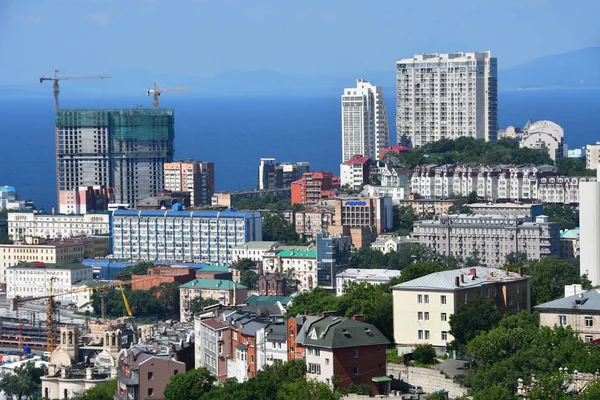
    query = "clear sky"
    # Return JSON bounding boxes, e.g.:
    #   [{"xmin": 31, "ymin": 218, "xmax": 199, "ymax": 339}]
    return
[{"xmin": 1, "ymin": 0, "xmax": 599, "ymax": 84}]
